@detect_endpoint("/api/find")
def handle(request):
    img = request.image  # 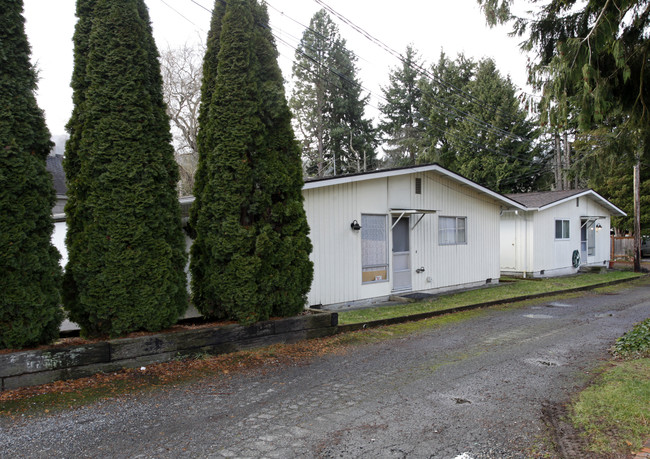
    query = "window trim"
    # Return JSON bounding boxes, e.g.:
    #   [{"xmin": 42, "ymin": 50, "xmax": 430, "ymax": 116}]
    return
[
  {"xmin": 438, "ymin": 216, "xmax": 467, "ymax": 246},
  {"xmin": 555, "ymin": 219, "xmax": 570, "ymax": 240}
]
